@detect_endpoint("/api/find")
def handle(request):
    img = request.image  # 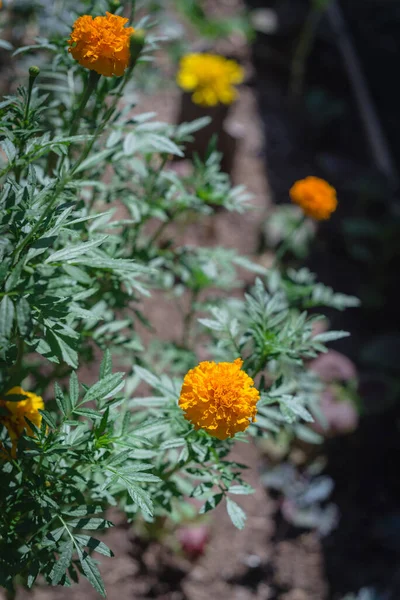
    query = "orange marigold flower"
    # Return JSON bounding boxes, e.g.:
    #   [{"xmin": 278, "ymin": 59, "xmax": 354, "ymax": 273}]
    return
[
  {"xmin": 177, "ymin": 53, "xmax": 244, "ymax": 107},
  {"xmin": 68, "ymin": 12, "xmax": 134, "ymax": 77},
  {"xmin": 0, "ymin": 386, "xmax": 44, "ymax": 457},
  {"xmin": 289, "ymin": 176, "xmax": 338, "ymax": 221},
  {"xmin": 179, "ymin": 358, "xmax": 259, "ymax": 440}
]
